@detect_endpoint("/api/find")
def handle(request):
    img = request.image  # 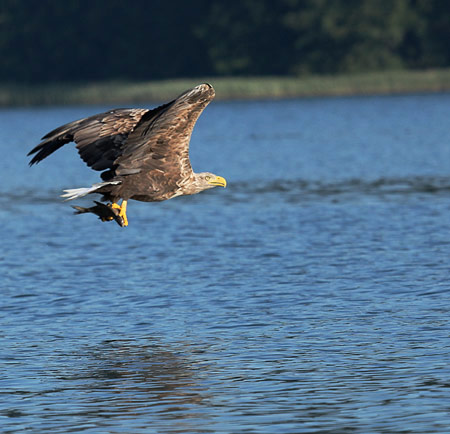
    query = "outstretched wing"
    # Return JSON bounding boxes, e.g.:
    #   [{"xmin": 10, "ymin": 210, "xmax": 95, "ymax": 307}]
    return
[
  {"xmin": 28, "ymin": 83, "xmax": 215, "ymax": 185},
  {"xmin": 28, "ymin": 108, "xmax": 156, "ymax": 169},
  {"xmin": 115, "ymin": 83, "xmax": 215, "ymax": 181}
]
